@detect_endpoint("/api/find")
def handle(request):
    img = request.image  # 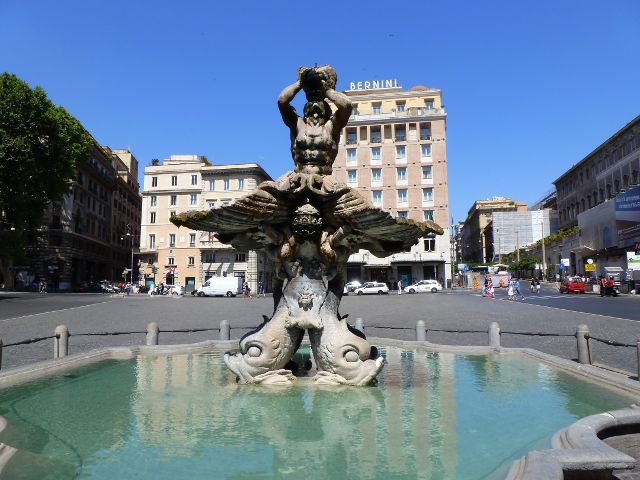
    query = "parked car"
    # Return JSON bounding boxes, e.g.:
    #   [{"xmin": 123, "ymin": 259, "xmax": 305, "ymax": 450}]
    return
[
  {"xmin": 404, "ymin": 280, "xmax": 442, "ymax": 294},
  {"xmin": 344, "ymin": 280, "xmax": 362, "ymax": 293},
  {"xmin": 196, "ymin": 276, "xmax": 242, "ymax": 297},
  {"xmin": 165, "ymin": 284, "xmax": 184, "ymax": 296},
  {"xmin": 559, "ymin": 276, "xmax": 585, "ymax": 294},
  {"xmin": 354, "ymin": 282, "xmax": 389, "ymax": 295}
]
